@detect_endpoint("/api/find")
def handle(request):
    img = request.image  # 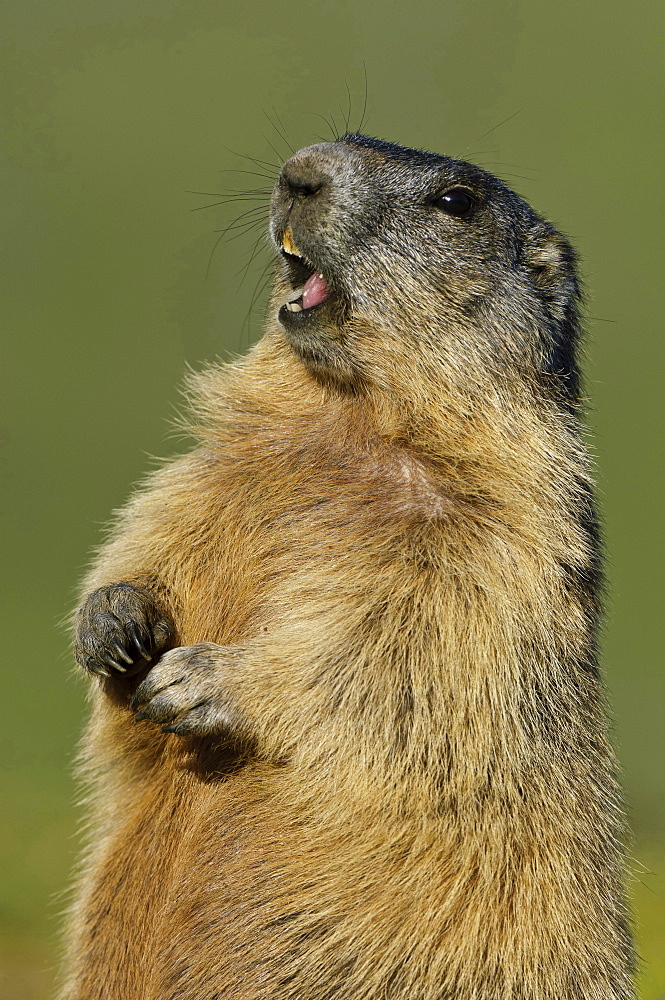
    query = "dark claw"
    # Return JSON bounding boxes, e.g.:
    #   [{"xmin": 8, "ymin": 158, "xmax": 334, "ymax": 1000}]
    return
[
  {"xmin": 130, "ymin": 675, "xmax": 183, "ymax": 713},
  {"xmin": 160, "ymin": 704, "xmax": 210, "ymax": 735},
  {"xmin": 154, "ymin": 619, "xmax": 173, "ymax": 639},
  {"xmin": 87, "ymin": 661, "xmax": 111, "ymax": 677},
  {"xmin": 111, "ymin": 640, "xmax": 134, "ymax": 666},
  {"xmin": 134, "ymin": 698, "xmax": 174, "ymax": 725},
  {"xmin": 129, "ymin": 688, "xmax": 147, "ymax": 712},
  {"xmin": 129, "ymin": 688, "xmax": 150, "ymax": 713},
  {"xmin": 127, "ymin": 622, "xmax": 151, "ymax": 661},
  {"xmin": 96, "ymin": 651, "xmax": 128, "ymax": 673},
  {"xmin": 161, "ymin": 716, "xmax": 198, "ymax": 735}
]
